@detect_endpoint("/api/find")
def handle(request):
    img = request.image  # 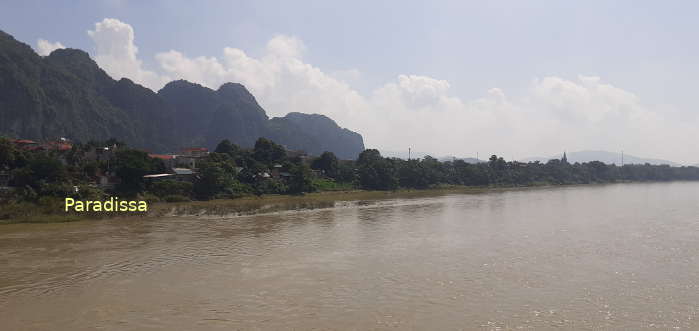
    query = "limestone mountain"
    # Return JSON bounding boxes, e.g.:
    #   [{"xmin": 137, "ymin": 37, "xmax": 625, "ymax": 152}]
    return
[
  {"xmin": 0, "ymin": 30, "xmax": 364, "ymax": 159},
  {"xmin": 157, "ymin": 80, "xmax": 269, "ymax": 149},
  {"xmin": 268, "ymin": 113, "xmax": 365, "ymax": 160}
]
